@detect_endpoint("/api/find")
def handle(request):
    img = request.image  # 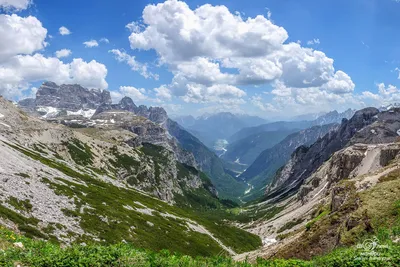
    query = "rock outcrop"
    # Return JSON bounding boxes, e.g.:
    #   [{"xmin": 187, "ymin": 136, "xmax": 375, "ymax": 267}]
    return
[
  {"xmin": 265, "ymin": 107, "xmax": 380, "ymax": 202},
  {"xmin": 241, "ymin": 124, "xmax": 338, "ymax": 183},
  {"xmin": 94, "ymin": 96, "xmax": 168, "ymax": 124},
  {"xmin": 36, "ymin": 82, "xmax": 111, "ymax": 110}
]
